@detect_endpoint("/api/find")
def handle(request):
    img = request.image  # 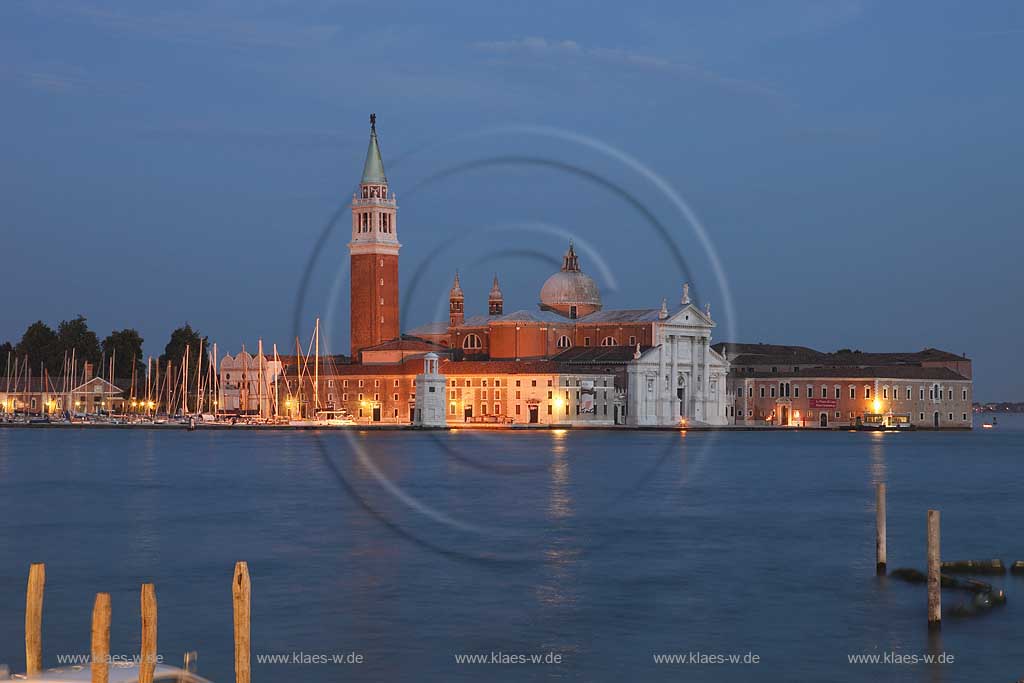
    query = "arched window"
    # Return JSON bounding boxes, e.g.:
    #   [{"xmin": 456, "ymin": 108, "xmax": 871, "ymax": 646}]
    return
[
  {"xmin": 463, "ymin": 334, "xmax": 483, "ymax": 350},
  {"xmin": 600, "ymin": 336, "xmax": 618, "ymax": 347},
  {"xmin": 556, "ymin": 335, "xmax": 572, "ymax": 349}
]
